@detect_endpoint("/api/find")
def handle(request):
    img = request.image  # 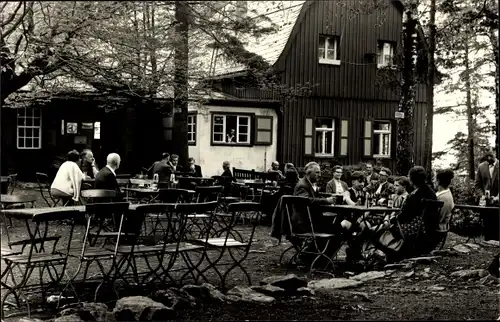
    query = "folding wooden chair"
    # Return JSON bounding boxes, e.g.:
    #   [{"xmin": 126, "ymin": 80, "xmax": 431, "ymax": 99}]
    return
[
  {"xmin": 63, "ymin": 202, "xmax": 131, "ymax": 302},
  {"xmin": 420, "ymin": 199, "xmax": 445, "ymax": 253},
  {"xmin": 80, "ymin": 189, "xmax": 117, "ymax": 204},
  {"xmin": 1, "ymin": 209, "xmax": 83, "ymax": 318},
  {"xmin": 7, "ymin": 174, "xmax": 18, "ymax": 194},
  {"xmin": 190, "ymin": 202, "xmax": 261, "ymax": 290},
  {"xmin": 281, "ymin": 196, "xmax": 339, "ymax": 277},
  {"xmin": 115, "ymin": 203, "xmax": 205, "ymax": 287},
  {"xmin": 35, "ymin": 172, "xmax": 58, "ymax": 207},
  {"xmin": 156, "ymin": 188, "xmax": 194, "ymax": 203}
]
